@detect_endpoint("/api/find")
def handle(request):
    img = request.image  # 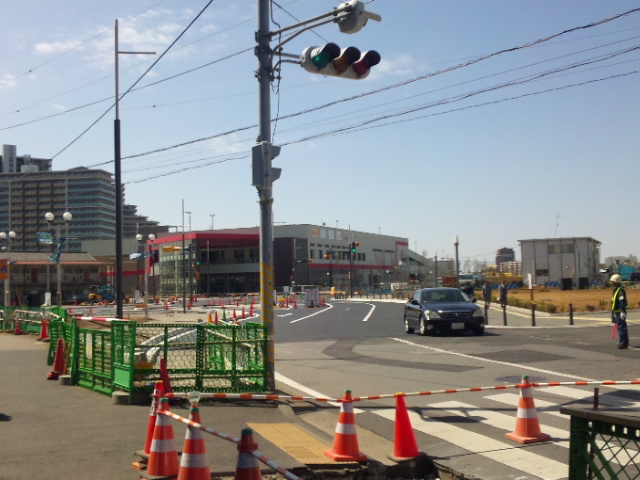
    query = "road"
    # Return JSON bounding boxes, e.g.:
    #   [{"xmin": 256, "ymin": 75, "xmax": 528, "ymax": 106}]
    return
[{"xmin": 272, "ymin": 299, "xmax": 640, "ymax": 480}]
